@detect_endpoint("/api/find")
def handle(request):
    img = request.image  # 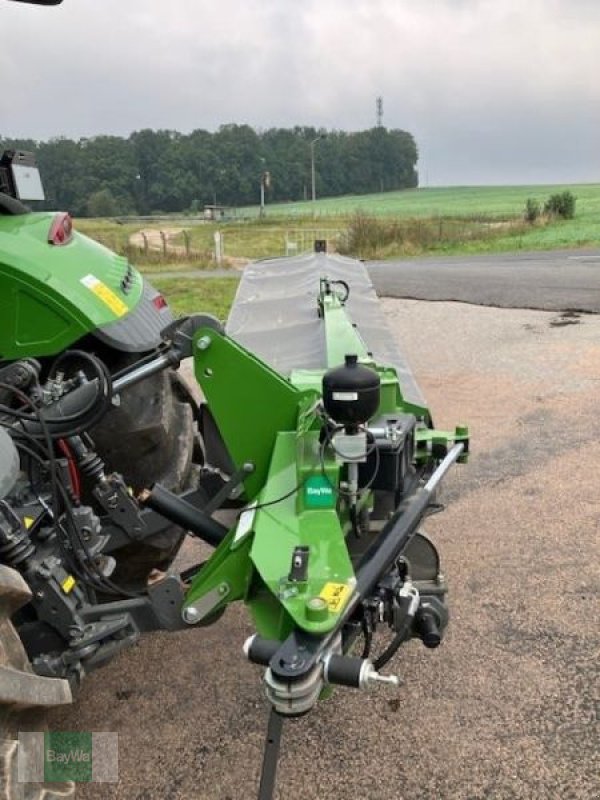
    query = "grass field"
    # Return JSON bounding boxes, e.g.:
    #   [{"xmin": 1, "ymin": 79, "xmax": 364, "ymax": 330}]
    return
[
  {"xmin": 151, "ymin": 277, "xmax": 239, "ymax": 319},
  {"xmin": 263, "ymin": 183, "xmax": 600, "ymax": 256},
  {"xmin": 263, "ymin": 183, "xmax": 600, "ymax": 219},
  {"xmin": 77, "ymin": 182, "xmax": 600, "ymax": 265}
]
